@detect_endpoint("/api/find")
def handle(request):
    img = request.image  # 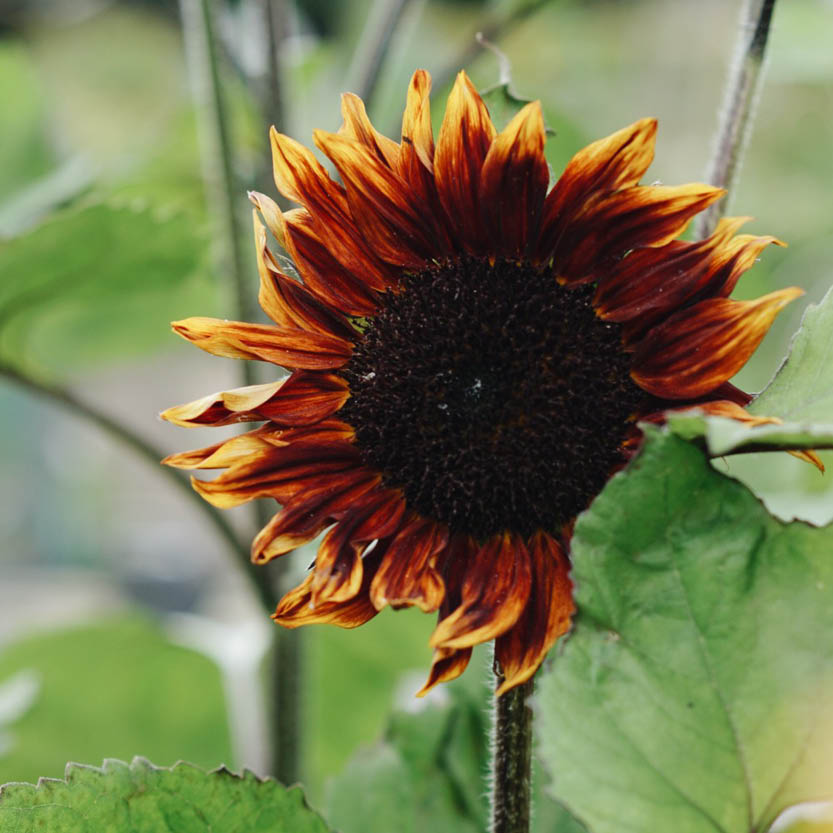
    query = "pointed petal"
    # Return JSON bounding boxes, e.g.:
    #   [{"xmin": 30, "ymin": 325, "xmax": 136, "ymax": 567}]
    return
[
  {"xmin": 171, "ymin": 317, "xmax": 352, "ymax": 370},
  {"xmin": 370, "ymin": 516, "xmax": 449, "ymax": 612},
  {"xmin": 272, "ymin": 543, "xmax": 386, "ymax": 629},
  {"xmin": 270, "ymin": 128, "xmax": 397, "ymax": 291},
  {"xmin": 191, "ymin": 440, "xmax": 361, "ymax": 508},
  {"xmin": 416, "ymin": 647, "xmax": 473, "ymax": 697},
  {"xmin": 248, "ymin": 190, "xmax": 288, "ymax": 248},
  {"xmin": 536, "ymin": 118, "xmax": 657, "ymax": 260},
  {"xmin": 161, "ymin": 430, "xmax": 270, "ymax": 470},
  {"xmin": 252, "ymin": 211, "xmax": 355, "ymax": 339},
  {"xmin": 252, "ymin": 470, "xmax": 382, "ymax": 563},
  {"xmin": 434, "ymin": 70, "xmax": 497, "ymax": 253},
  {"xmin": 552, "ymin": 184, "xmax": 726, "ymax": 283},
  {"xmin": 311, "ymin": 489, "xmax": 406, "ymax": 605},
  {"xmin": 314, "ymin": 129, "xmax": 436, "ymax": 267},
  {"xmin": 632, "ymin": 288, "xmax": 804, "ymax": 399},
  {"xmin": 429, "ymin": 532, "xmax": 532, "ymax": 650},
  {"xmin": 339, "ymin": 92, "xmax": 400, "ymax": 168},
  {"xmin": 479, "ymin": 101, "xmax": 549, "ymax": 258},
  {"xmin": 596, "ymin": 216, "xmax": 784, "ymax": 332},
  {"xmin": 494, "ymin": 532, "xmax": 573, "ymax": 695},
  {"xmin": 788, "ymin": 449, "xmax": 825, "ymax": 472},
  {"xmin": 399, "ymin": 69, "xmax": 435, "ymax": 173}
]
